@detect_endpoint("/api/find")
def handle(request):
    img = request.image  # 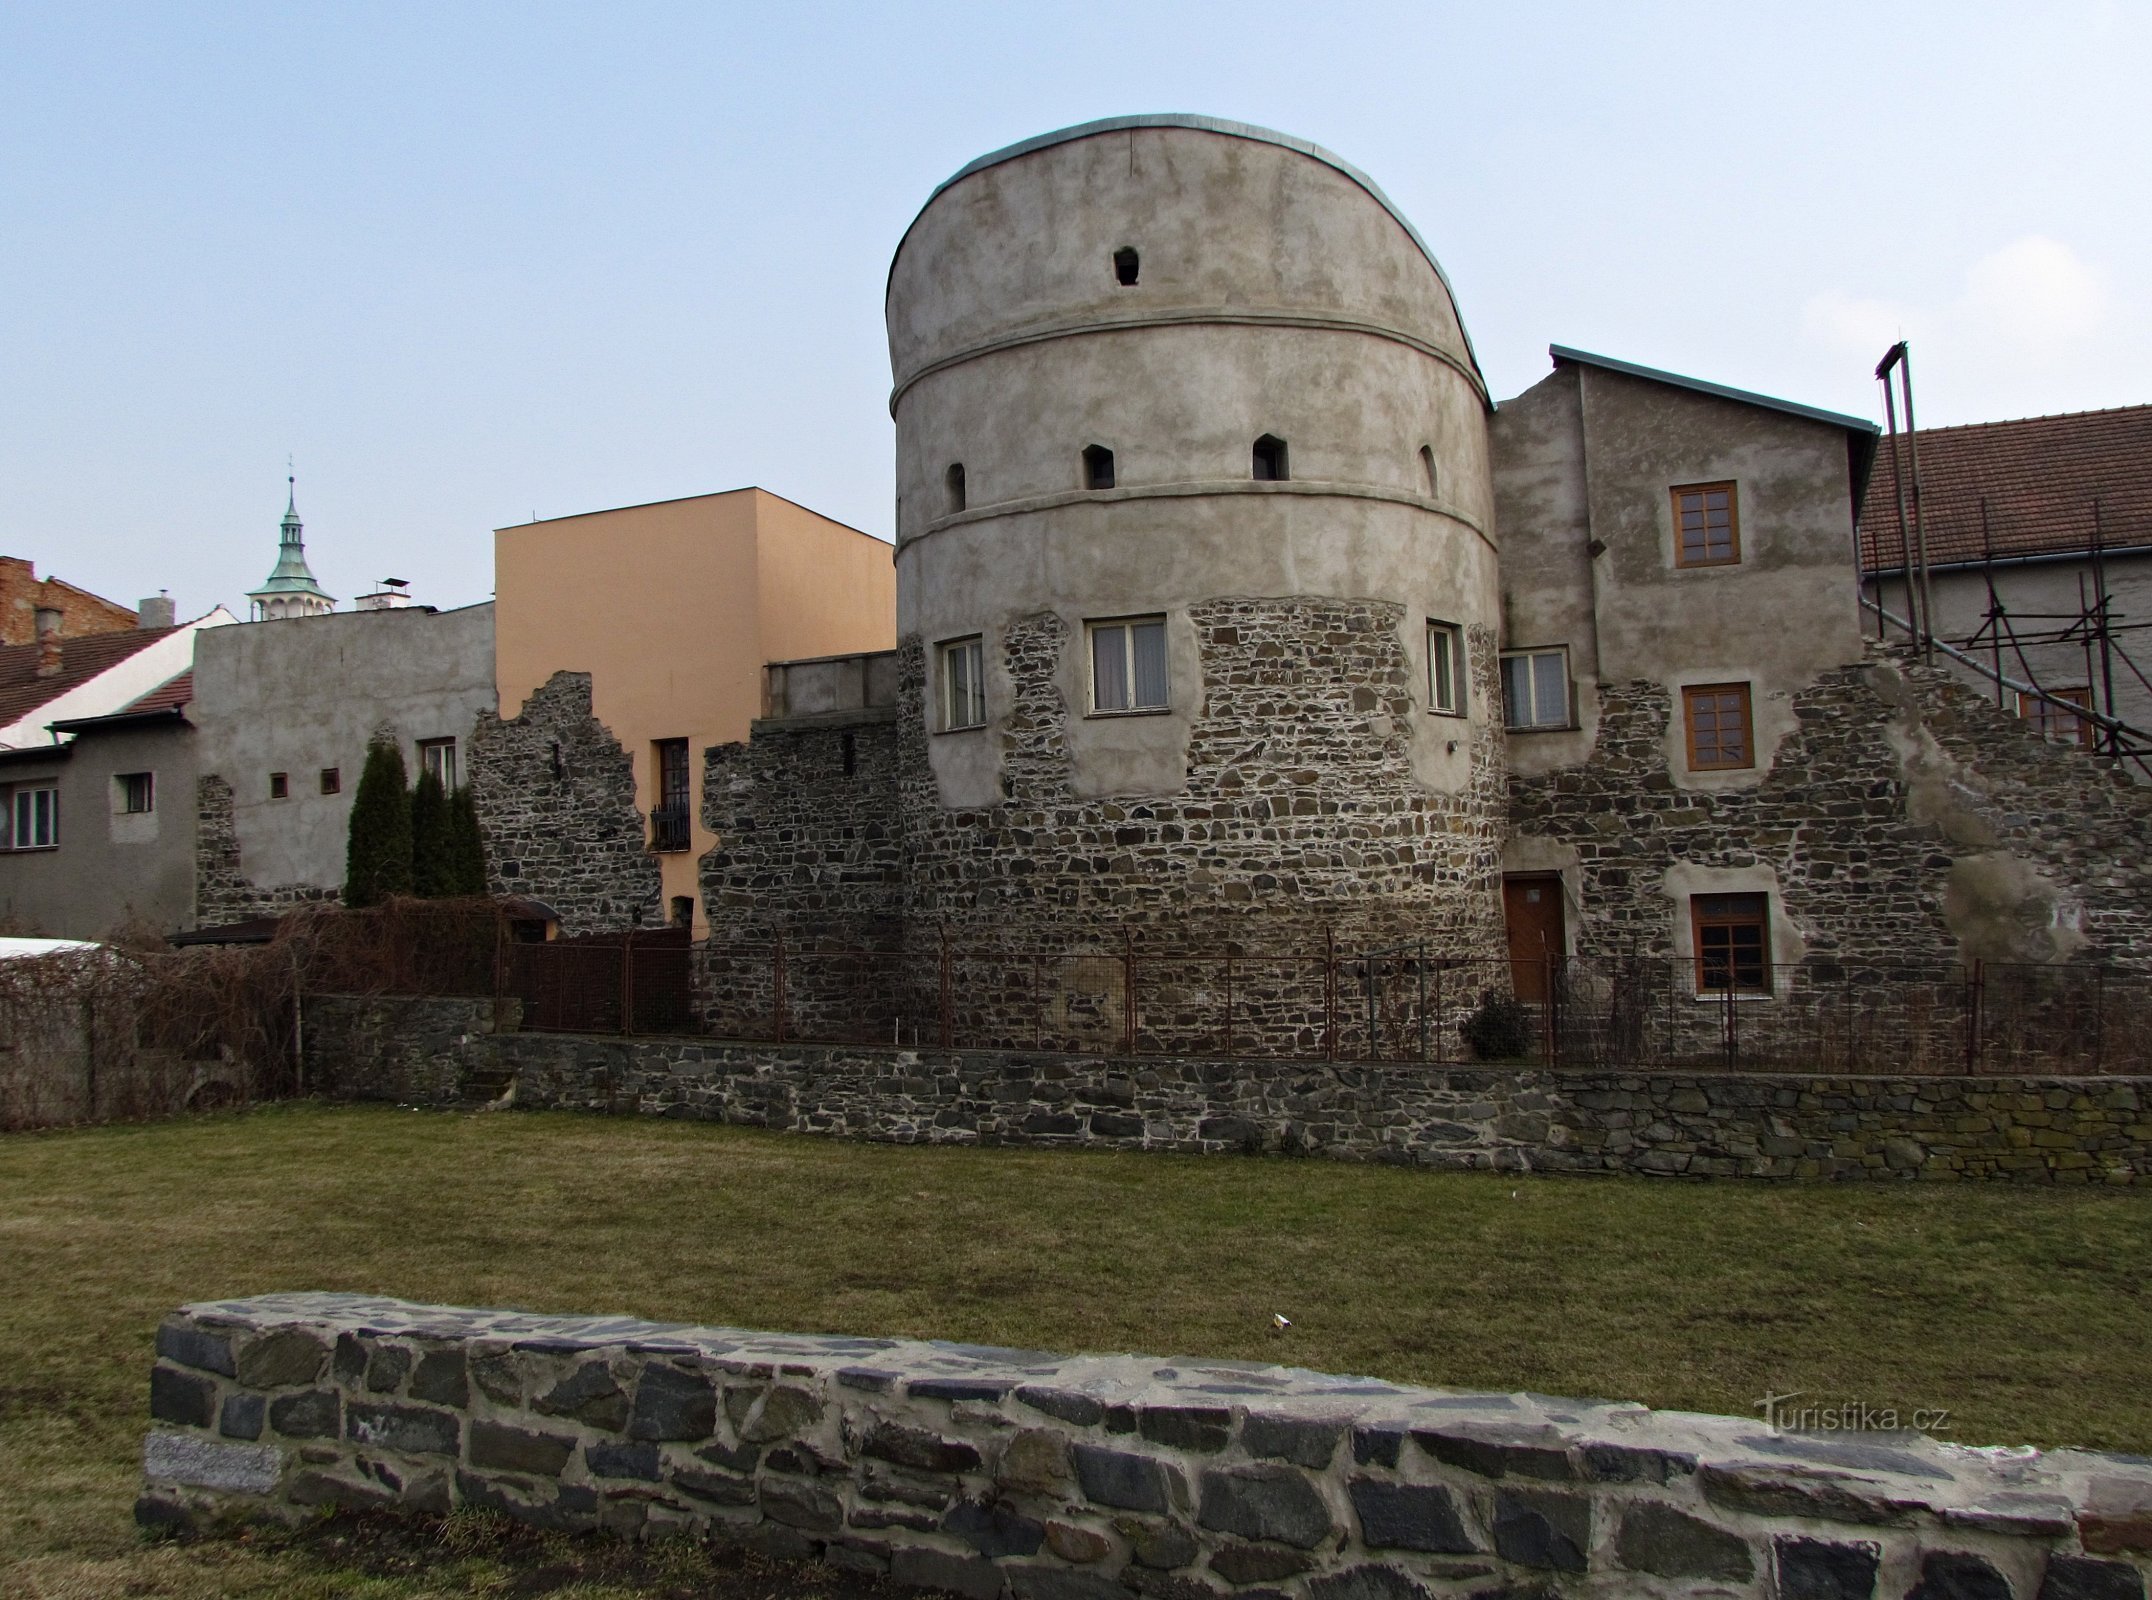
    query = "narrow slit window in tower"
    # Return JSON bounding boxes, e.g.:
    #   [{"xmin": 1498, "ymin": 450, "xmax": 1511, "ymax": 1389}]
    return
[
  {"xmin": 945, "ymin": 463, "xmax": 966, "ymax": 514},
  {"xmin": 1083, "ymin": 445, "xmax": 1116, "ymax": 491},
  {"xmin": 1420, "ymin": 445, "xmax": 1439, "ymax": 496},
  {"xmin": 1113, "ymin": 247, "xmax": 1139, "ymax": 286},
  {"xmin": 1253, "ymin": 435, "xmax": 1289, "ymax": 481}
]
